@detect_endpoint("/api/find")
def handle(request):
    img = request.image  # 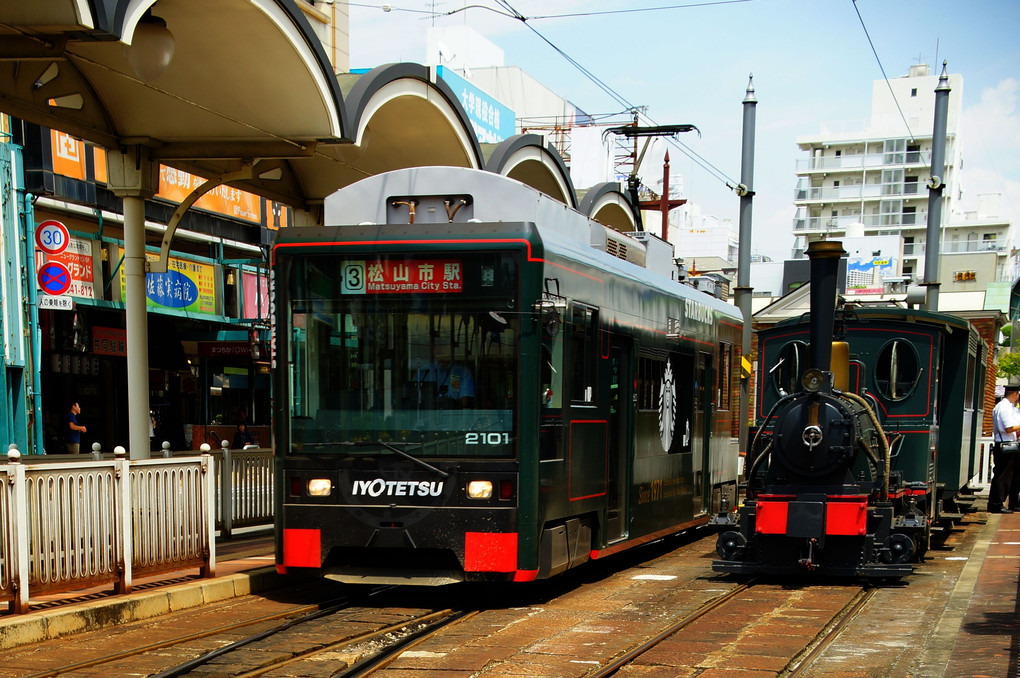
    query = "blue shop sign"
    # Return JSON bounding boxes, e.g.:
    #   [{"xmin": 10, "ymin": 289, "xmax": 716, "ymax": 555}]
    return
[{"xmin": 436, "ymin": 66, "xmax": 516, "ymax": 144}]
